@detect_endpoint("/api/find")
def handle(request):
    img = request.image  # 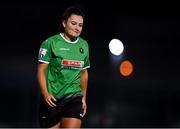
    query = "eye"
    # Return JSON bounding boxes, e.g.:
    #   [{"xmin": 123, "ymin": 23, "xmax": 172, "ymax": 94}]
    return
[
  {"xmin": 79, "ymin": 23, "xmax": 83, "ymax": 28},
  {"xmin": 71, "ymin": 21, "xmax": 76, "ymax": 25}
]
